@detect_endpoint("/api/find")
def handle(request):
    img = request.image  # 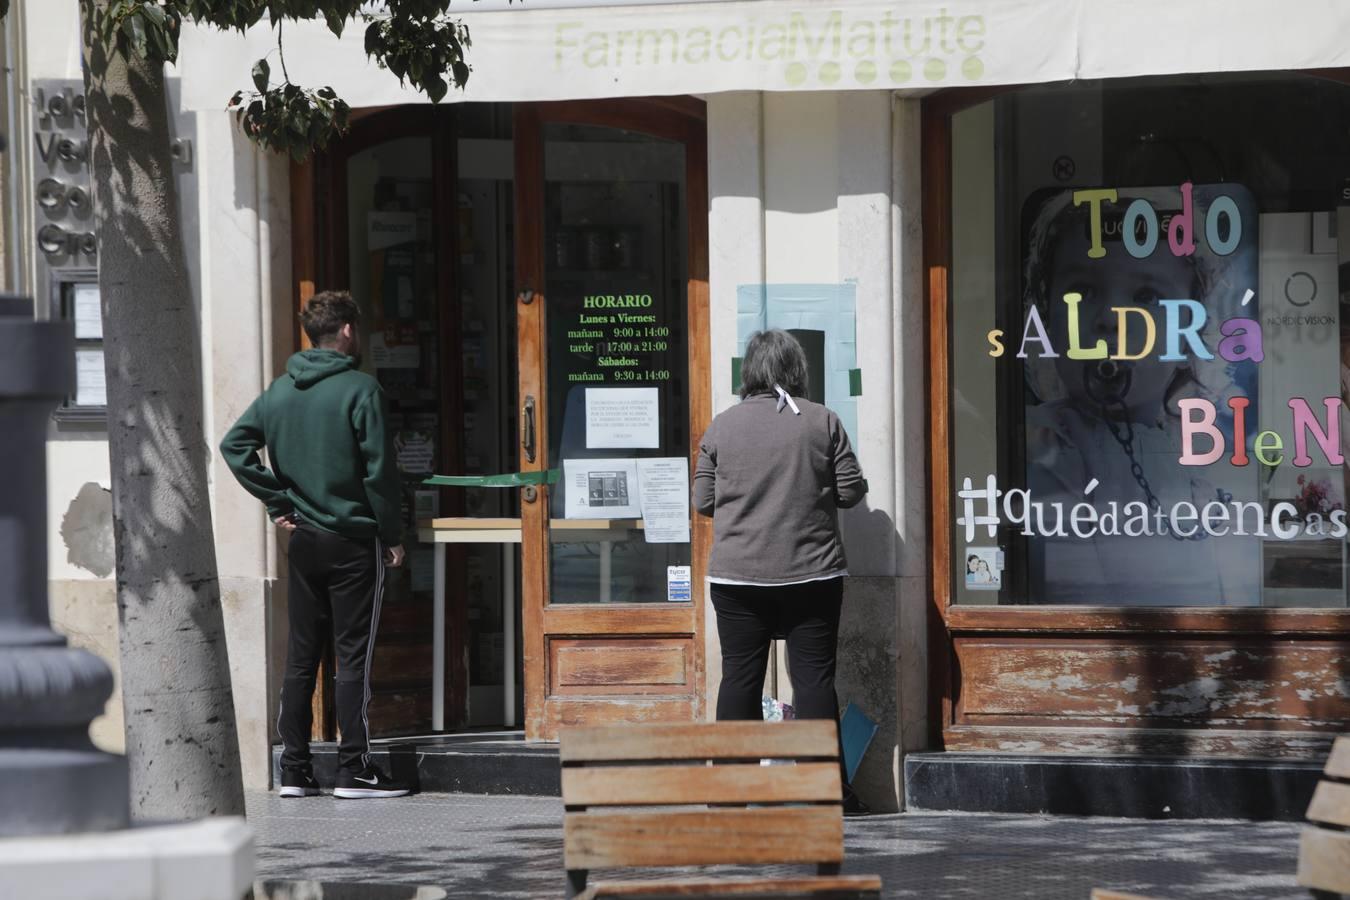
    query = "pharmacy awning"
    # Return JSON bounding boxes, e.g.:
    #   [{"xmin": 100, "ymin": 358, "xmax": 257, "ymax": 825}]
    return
[{"xmin": 178, "ymin": 0, "xmax": 1350, "ymax": 110}]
